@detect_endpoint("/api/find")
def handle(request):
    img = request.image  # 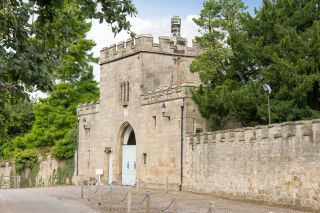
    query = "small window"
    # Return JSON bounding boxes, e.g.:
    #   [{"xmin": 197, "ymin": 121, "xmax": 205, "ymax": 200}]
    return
[
  {"xmin": 196, "ymin": 128, "xmax": 203, "ymax": 134},
  {"xmin": 120, "ymin": 81, "xmax": 130, "ymax": 106},
  {"xmin": 152, "ymin": 116, "xmax": 156, "ymax": 127},
  {"xmin": 143, "ymin": 153, "xmax": 147, "ymax": 165}
]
